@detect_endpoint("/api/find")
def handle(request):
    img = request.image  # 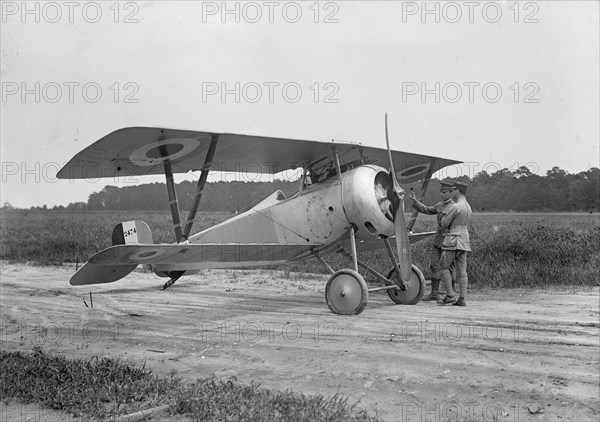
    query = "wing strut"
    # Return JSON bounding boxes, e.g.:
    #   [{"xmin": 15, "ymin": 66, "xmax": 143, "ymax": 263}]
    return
[
  {"xmin": 182, "ymin": 135, "xmax": 219, "ymax": 240},
  {"xmin": 407, "ymin": 159, "xmax": 437, "ymax": 232},
  {"xmin": 162, "ymin": 146, "xmax": 184, "ymax": 243}
]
